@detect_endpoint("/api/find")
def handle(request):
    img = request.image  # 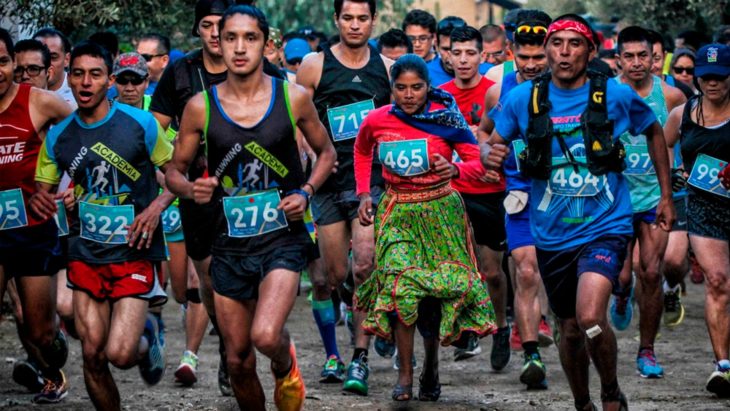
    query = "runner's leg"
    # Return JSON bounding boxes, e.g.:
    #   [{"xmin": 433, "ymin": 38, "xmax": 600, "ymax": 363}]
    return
[
  {"xmin": 636, "ymin": 222, "xmax": 669, "ymax": 349},
  {"xmin": 105, "ymin": 297, "xmax": 149, "ymax": 369},
  {"xmin": 351, "ymin": 218, "xmax": 375, "ymax": 351}
]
